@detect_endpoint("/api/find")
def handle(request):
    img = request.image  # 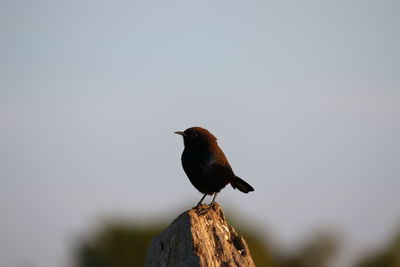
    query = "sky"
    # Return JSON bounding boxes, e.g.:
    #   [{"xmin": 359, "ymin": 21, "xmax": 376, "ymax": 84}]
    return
[{"xmin": 1, "ymin": 0, "xmax": 400, "ymax": 266}]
